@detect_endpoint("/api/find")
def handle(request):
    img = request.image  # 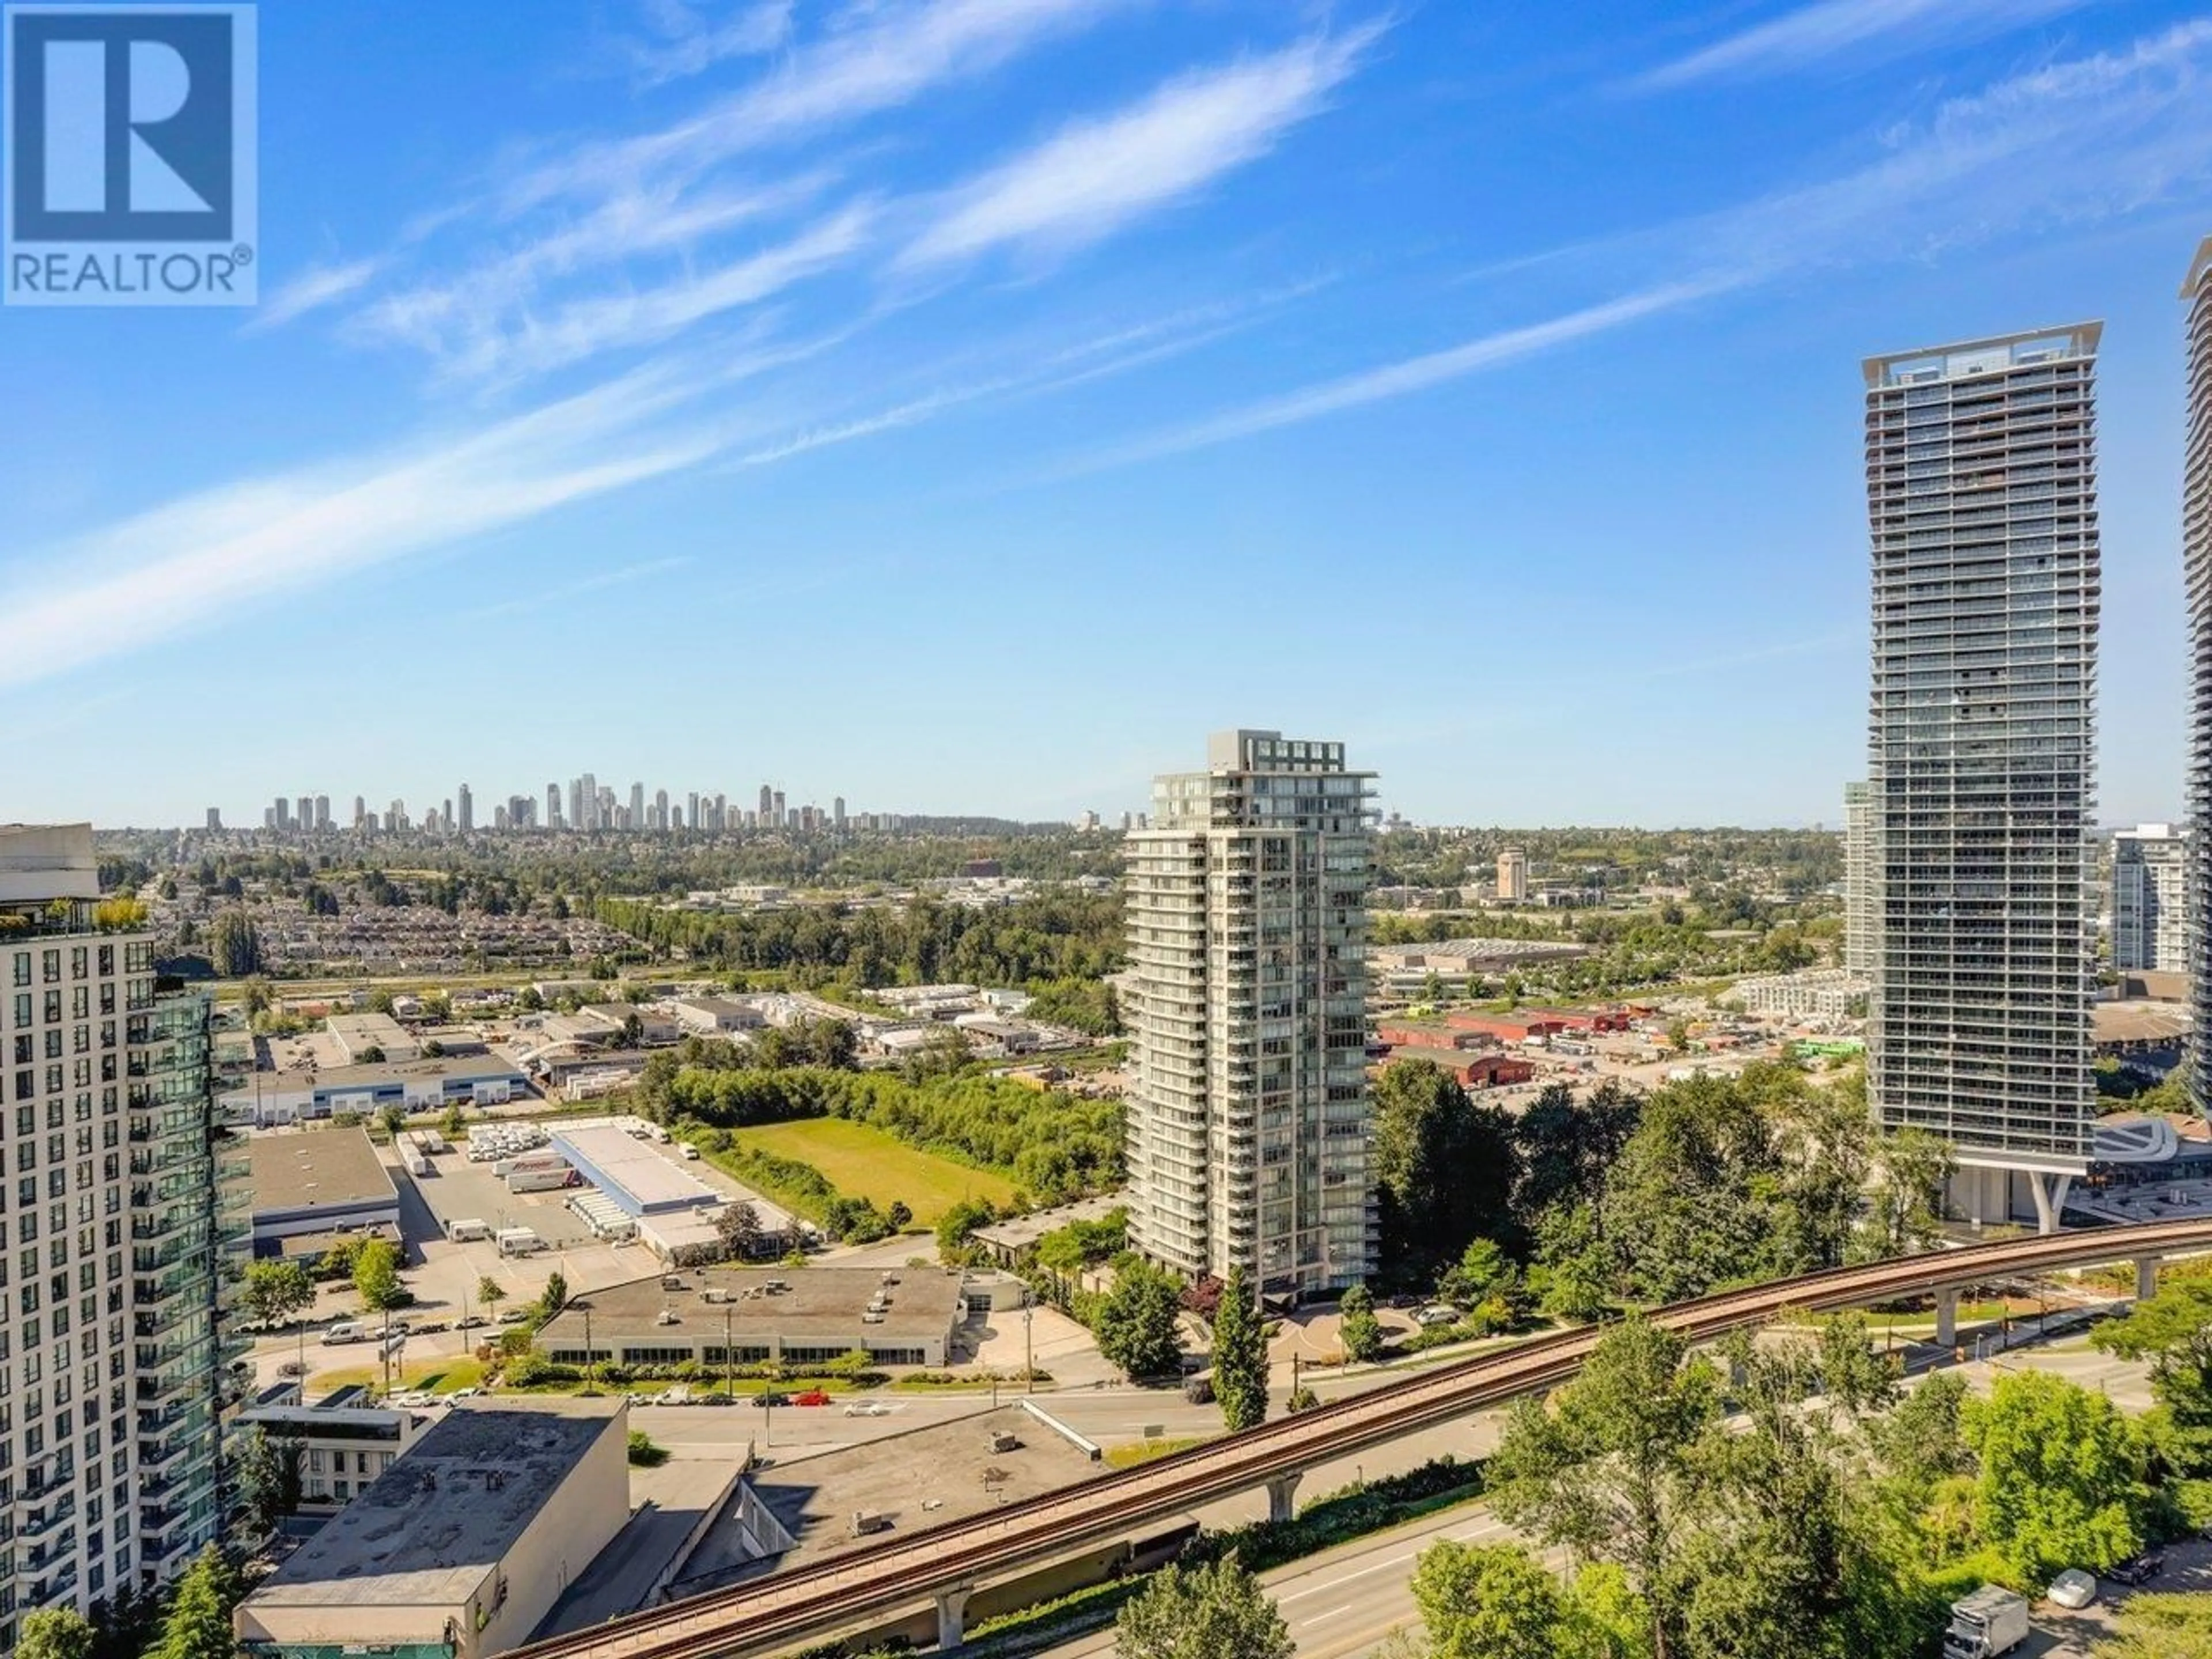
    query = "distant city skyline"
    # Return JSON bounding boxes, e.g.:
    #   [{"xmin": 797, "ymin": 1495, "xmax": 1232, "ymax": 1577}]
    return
[{"xmin": 7, "ymin": 5, "xmax": 2212, "ymax": 826}]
